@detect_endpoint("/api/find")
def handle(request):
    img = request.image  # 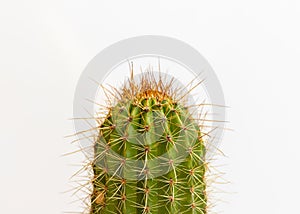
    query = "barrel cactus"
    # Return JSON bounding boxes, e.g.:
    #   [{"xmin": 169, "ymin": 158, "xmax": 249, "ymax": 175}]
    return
[{"xmin": 90, "ymin": 70, "xmax": 207, "ymax": 214}]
